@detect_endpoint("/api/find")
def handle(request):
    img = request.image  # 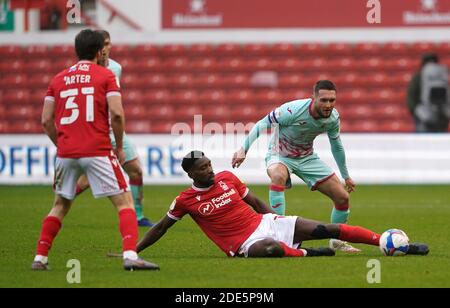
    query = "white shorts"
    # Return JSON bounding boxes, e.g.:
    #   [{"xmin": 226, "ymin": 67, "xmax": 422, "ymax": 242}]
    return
[
  {"xmin": 238, "ymin": 213, "xmax": 300, "ymax": 257},
  {"xmin": 54, "ymin": 152, "xmax": 130, "ymax": 200}
]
